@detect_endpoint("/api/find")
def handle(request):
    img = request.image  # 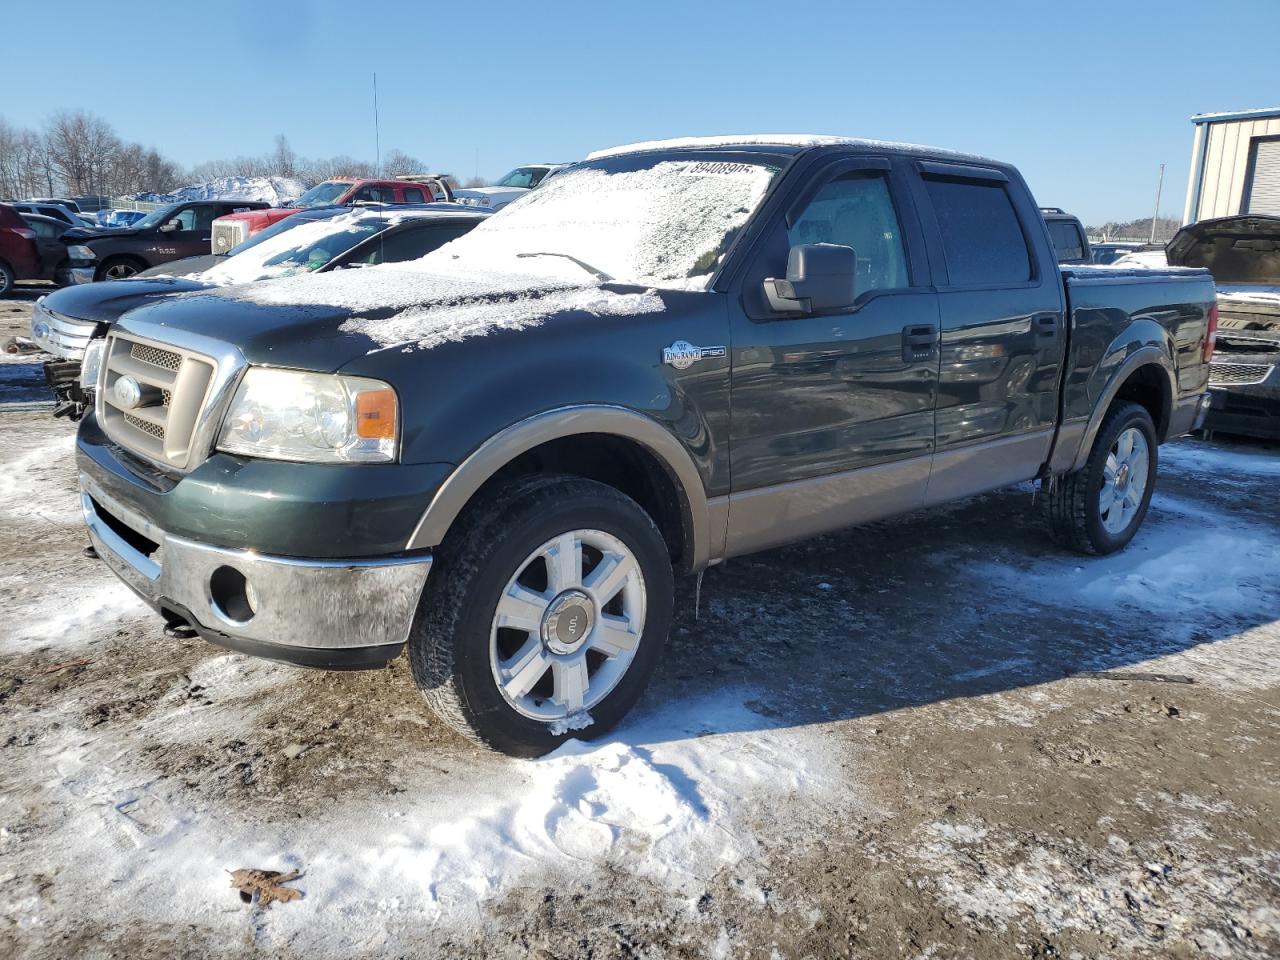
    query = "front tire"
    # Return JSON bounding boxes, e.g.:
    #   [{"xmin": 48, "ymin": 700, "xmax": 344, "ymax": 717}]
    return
[
  {"xmin": 1043, "ymin": 400, "xmax": 1157, "ymax": 555},
  {"xmin": 96, "ymin": 257, "xmax": 143, "ymax": 281},
  {"xmin": 409, "ymin": 474, "xmax": 674, "ymax": 757},
  {"xmin": 0, "ymin": 260, "xmax": 14, "ymax": 296}
]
